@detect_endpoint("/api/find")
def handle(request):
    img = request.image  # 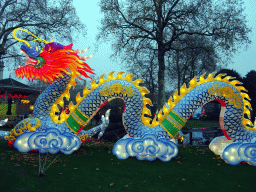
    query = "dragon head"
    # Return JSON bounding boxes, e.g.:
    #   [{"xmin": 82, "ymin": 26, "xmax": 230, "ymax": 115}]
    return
[{"xmin": 13, "ymin": 28, "xmax": 95, "ymax": 83}]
